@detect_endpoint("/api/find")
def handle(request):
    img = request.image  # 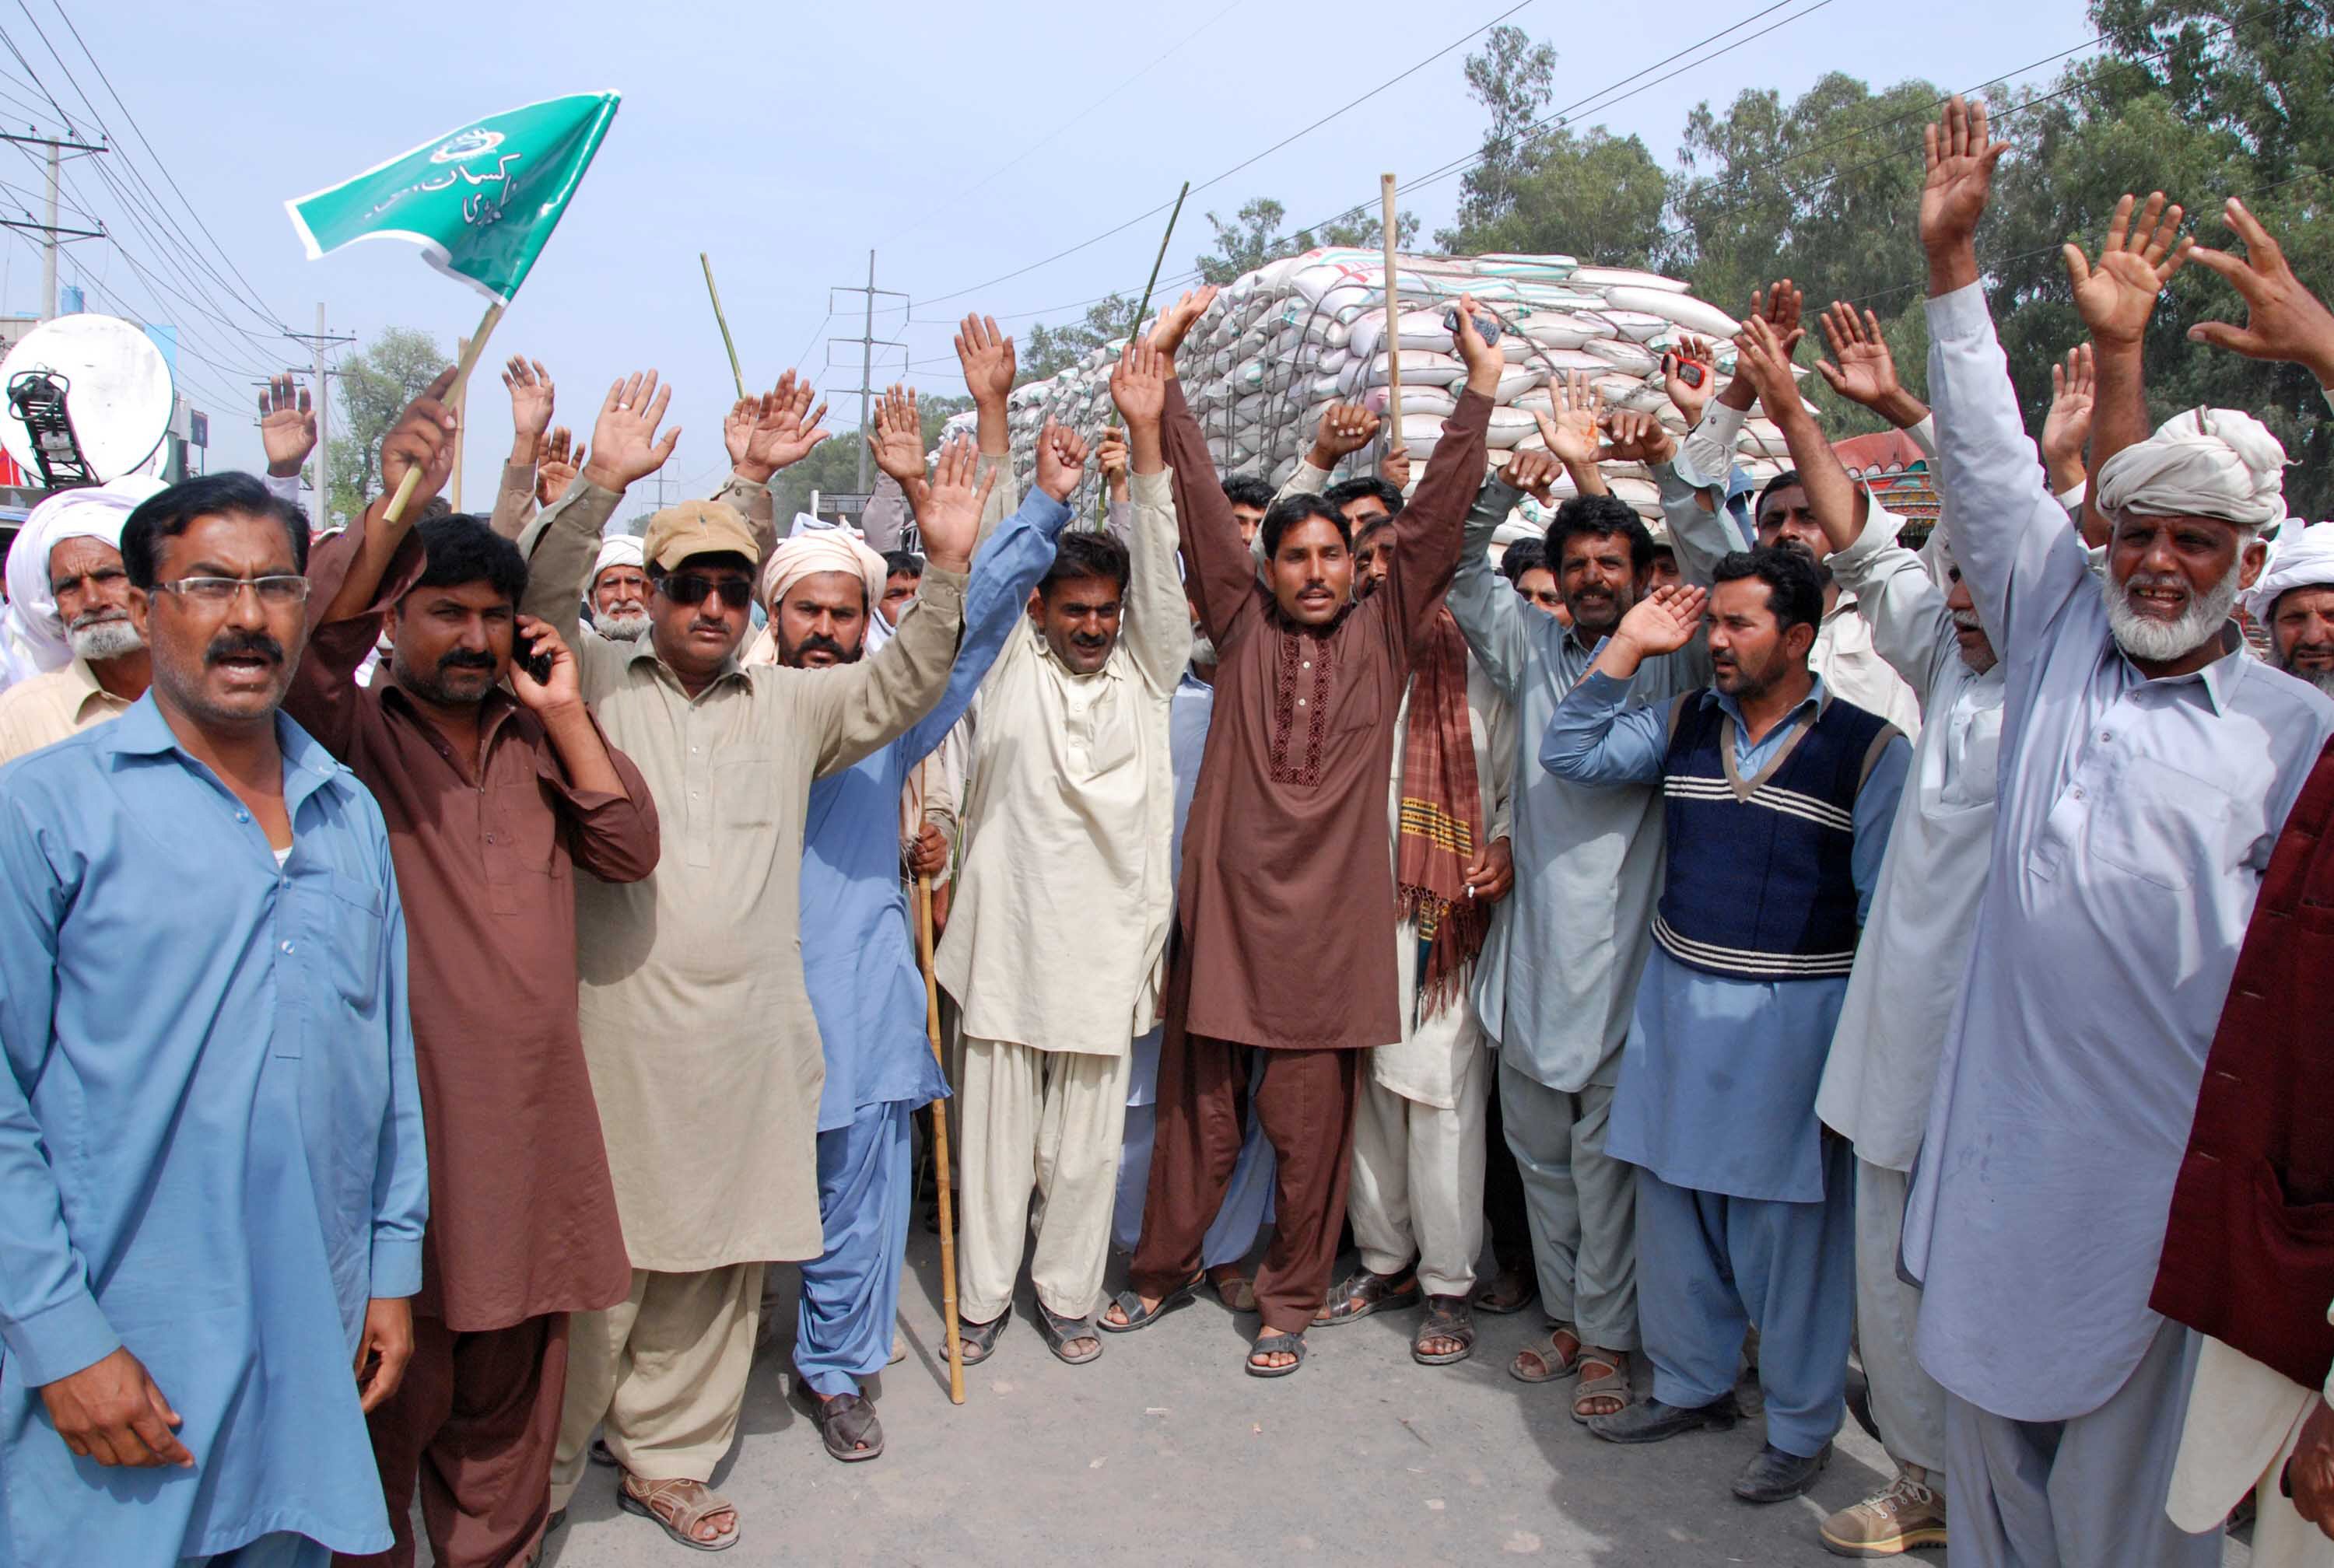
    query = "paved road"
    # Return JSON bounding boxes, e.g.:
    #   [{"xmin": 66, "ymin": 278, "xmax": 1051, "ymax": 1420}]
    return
[{"xmin": 536, "ymin": 1227, "xmax": 2255, "ymax": 1567}]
